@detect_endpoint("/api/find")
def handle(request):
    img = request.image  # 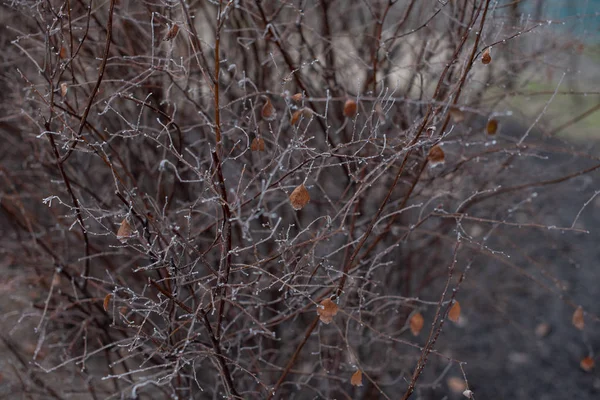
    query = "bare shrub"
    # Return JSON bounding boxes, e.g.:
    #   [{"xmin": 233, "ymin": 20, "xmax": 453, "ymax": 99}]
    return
[{"xmin": 1, "ymin": 1, "xmax": 599, "ymax": 399}]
